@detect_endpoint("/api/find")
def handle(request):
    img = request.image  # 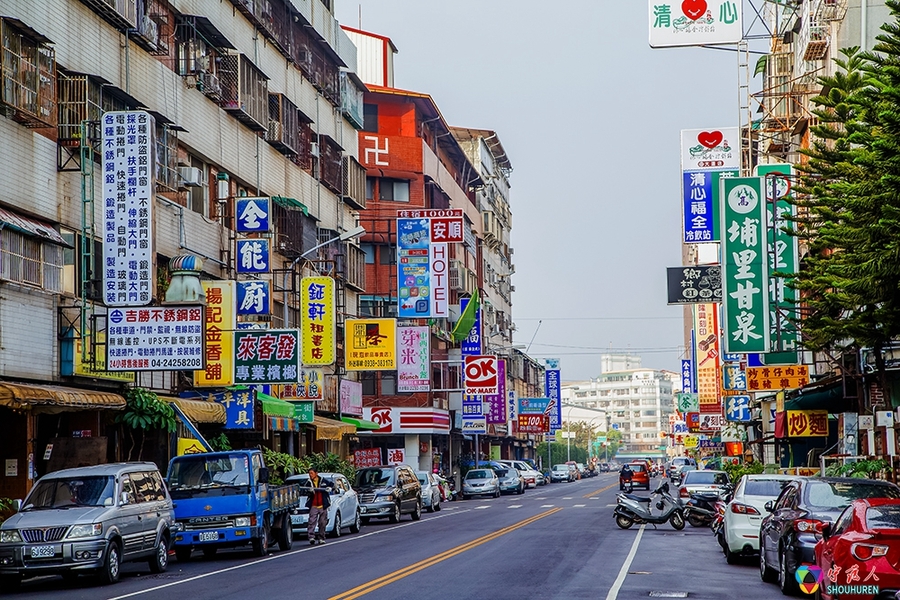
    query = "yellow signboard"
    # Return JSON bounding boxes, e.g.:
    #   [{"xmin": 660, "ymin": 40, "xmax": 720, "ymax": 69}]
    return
[
  {"xmin": 345, "ymin": 318, "xmax": 397, "ymax": 370},
  {"xmin": 694, "ymin": 304, "xmax": 722, "ymax": 411},
  {"xmin": 194, "ymin": 281, "xmax": 235, "ymax": 387},
  {"xmin": 787, "ymin": 410, "xmax": 829, "ymax": 437},
  {"xmin": 683, "ymin": 435, "xmax": 699, "ymax": 448},
  {"xmin": 177, "ymin": 437, "xmax": 207, "ymax": 455},
  {"xmin": 746, "ymin": 365, "xmax": 810, "ymax": 391},
  {"xmin": 300, "ymin": 276, "xmax": 335, "ymax": 366},
  {"xmin": 74, "ymin": 333, "xmax": 134, "ymax": 382}
]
